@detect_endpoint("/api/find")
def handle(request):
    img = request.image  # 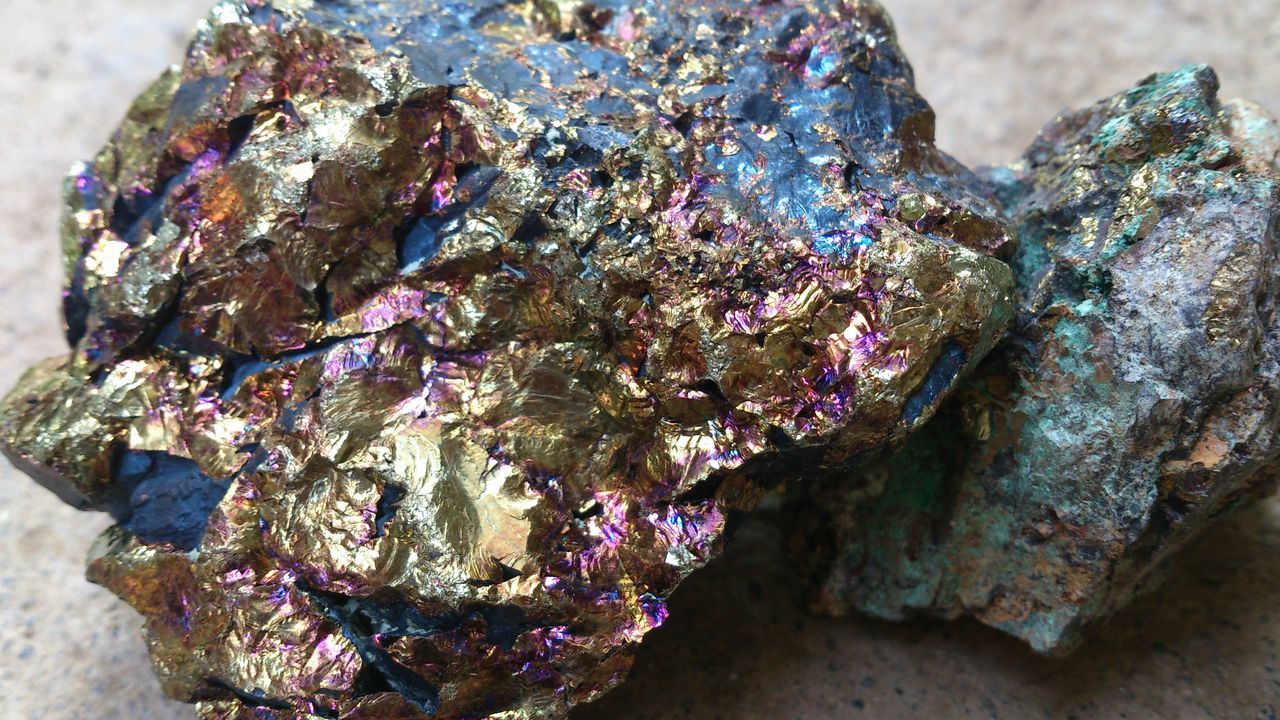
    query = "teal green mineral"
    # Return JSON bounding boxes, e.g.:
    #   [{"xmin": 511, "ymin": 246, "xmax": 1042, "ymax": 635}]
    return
[{"xmin": 801, "ymin": 65, "xmax": 1280, "ymax": 653}]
